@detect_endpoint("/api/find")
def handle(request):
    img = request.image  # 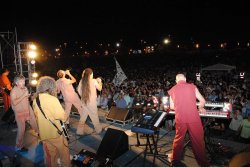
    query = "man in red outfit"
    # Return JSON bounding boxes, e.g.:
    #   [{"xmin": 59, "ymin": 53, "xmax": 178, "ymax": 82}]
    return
[
  {"xmin": 168, "ymin": 74, "xmax": 209, "ymax": 167},
  {"xmin": 0, "ymin": 68, "xmax": 12, "ymax": 111}
]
